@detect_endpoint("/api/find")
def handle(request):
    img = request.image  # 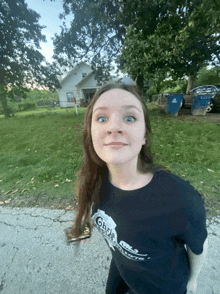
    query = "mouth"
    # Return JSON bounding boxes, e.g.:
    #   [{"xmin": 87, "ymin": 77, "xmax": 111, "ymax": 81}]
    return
[
  {"xmin": 104, "ymin": 143, "xmax": 128, "ymax": 146},
  {"xmin": 105, "ymin": 144, "xmax": 127, "ymax": 148}
]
